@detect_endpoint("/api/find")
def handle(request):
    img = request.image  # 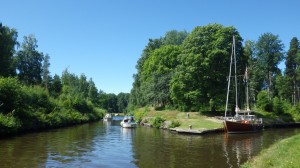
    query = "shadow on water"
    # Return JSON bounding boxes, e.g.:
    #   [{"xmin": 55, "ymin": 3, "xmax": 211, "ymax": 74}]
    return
[{"xmin": 0, "ymin": 117, "xmax": 299, "ymax": 168}]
